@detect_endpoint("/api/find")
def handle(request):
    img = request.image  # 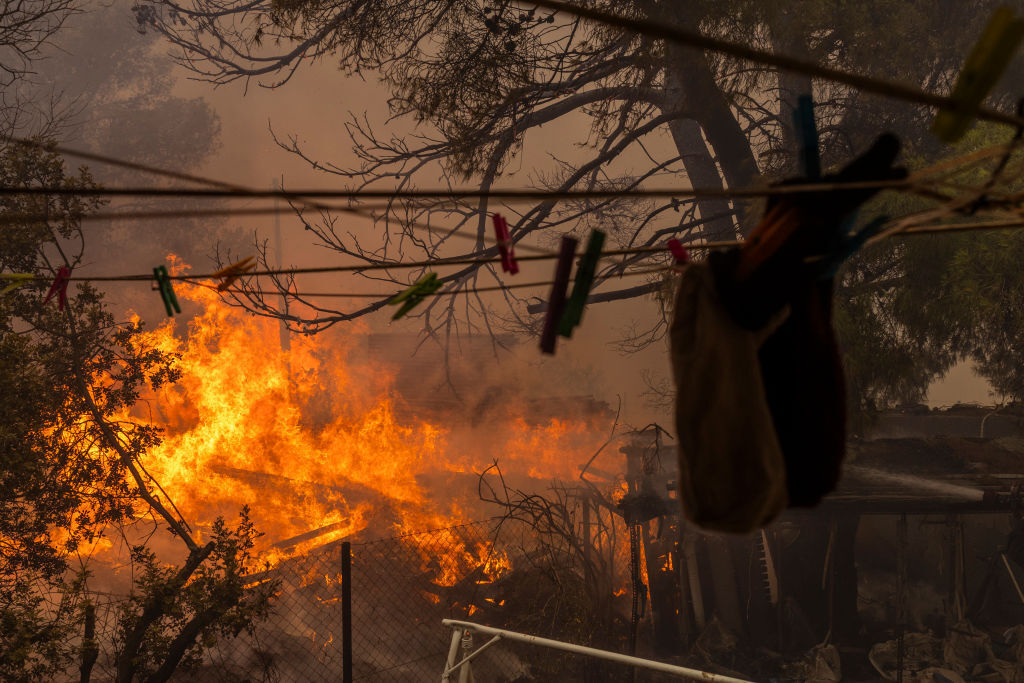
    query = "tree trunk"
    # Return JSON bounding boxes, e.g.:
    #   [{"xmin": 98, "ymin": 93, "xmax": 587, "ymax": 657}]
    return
[
  {"xmin": 770, "ymin": 6, "xmax": 814, "ymax": 174},
  {"xmin": 653, "ymin": 2, "xmax": 760, "ymax": 238}
]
